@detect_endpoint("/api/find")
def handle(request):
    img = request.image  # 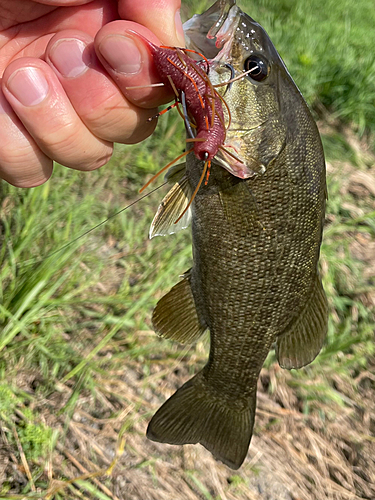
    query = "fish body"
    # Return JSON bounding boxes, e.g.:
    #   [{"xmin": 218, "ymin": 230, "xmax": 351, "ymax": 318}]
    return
[{"xmin": 147, "ymin": 0, "xmax": 328, "ymax": 469}]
